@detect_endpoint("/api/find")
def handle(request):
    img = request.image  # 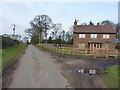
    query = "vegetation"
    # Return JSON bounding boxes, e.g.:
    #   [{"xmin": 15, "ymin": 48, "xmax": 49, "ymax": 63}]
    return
[
  {"xmin": 1, "ymin": 34, "xmax": 27, "ymax": 49},
  {"xmin": 35, "ymin": 44, "xmax": 93, "ymax": 59},
  {"xmin": 101, "ymin": 65, "xmax": 119, "ymax": 88},
  {"xmin": 25, "ymin": 14, "xmax": 53, "ymax": 44},
  {"xmin": 2, "ymin": 36, "xmax": 16, "ymax": 49},
  {"xmin": 2, "ymin": 44, "xmax": 27, "ymax": 71},
  {"xmin": 25, "ymin": 14, "xmax": 73, "ymax": 45}
]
